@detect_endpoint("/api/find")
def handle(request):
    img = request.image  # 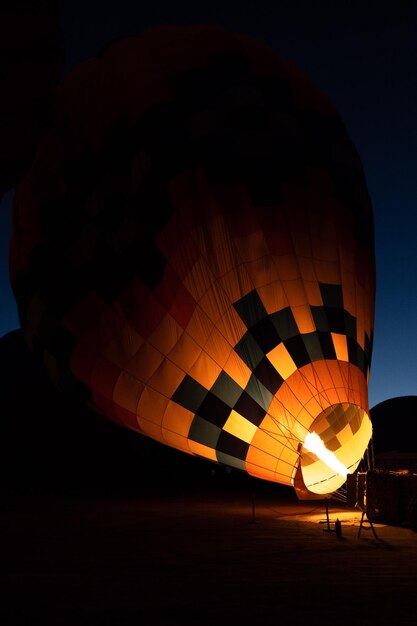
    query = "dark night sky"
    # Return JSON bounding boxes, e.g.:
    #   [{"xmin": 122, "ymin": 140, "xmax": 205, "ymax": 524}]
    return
[{"xmin": 1, "ymin": 0, "xmax": 416, "ymax": 409}]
